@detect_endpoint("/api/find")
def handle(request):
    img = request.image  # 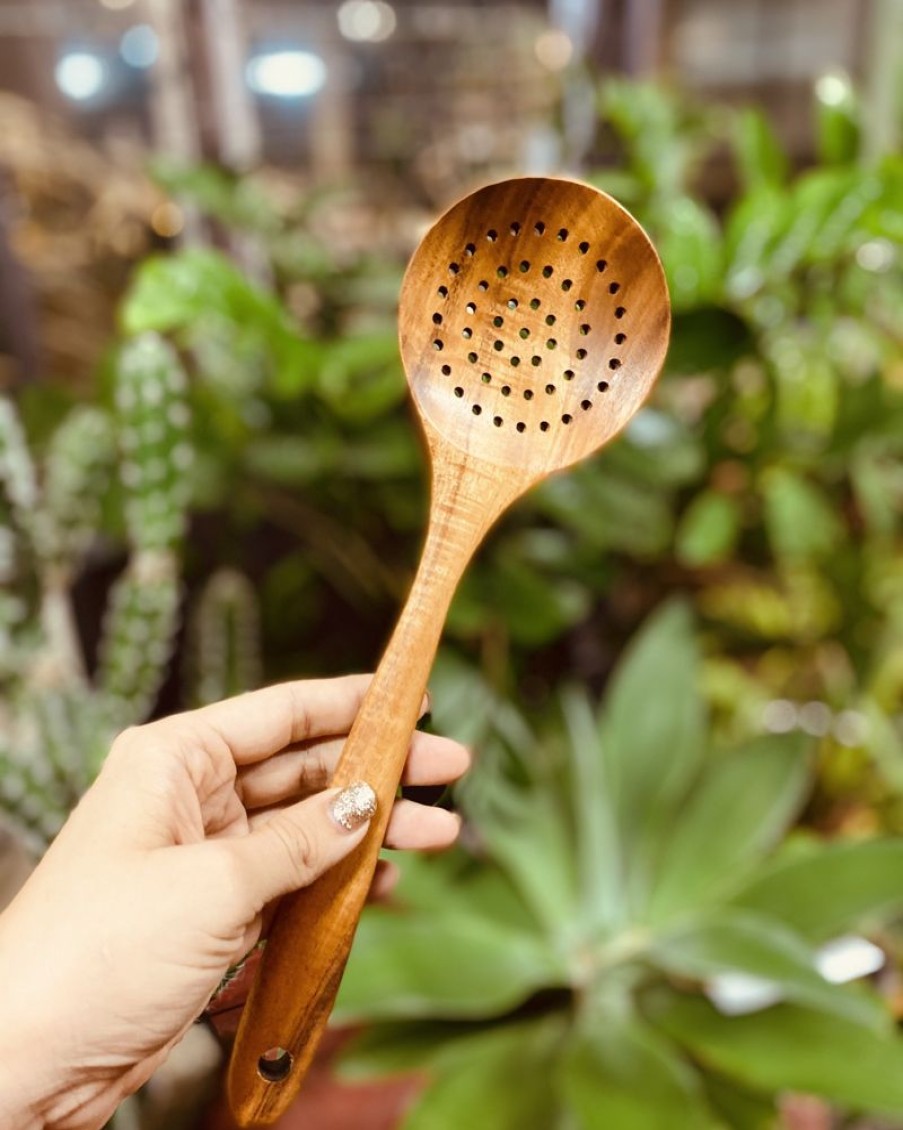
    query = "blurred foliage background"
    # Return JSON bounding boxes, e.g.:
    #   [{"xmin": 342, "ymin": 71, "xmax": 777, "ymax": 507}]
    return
[{"xmin": 0, "ymin": 0, "xmax": 902, "ymax": 1126}]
